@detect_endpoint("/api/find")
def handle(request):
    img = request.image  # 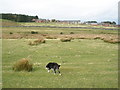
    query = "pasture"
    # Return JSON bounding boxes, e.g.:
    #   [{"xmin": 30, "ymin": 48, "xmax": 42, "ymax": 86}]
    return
[{"xmin": 2, "ymin": 21, "xmax": 118, "ymax": 88}]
